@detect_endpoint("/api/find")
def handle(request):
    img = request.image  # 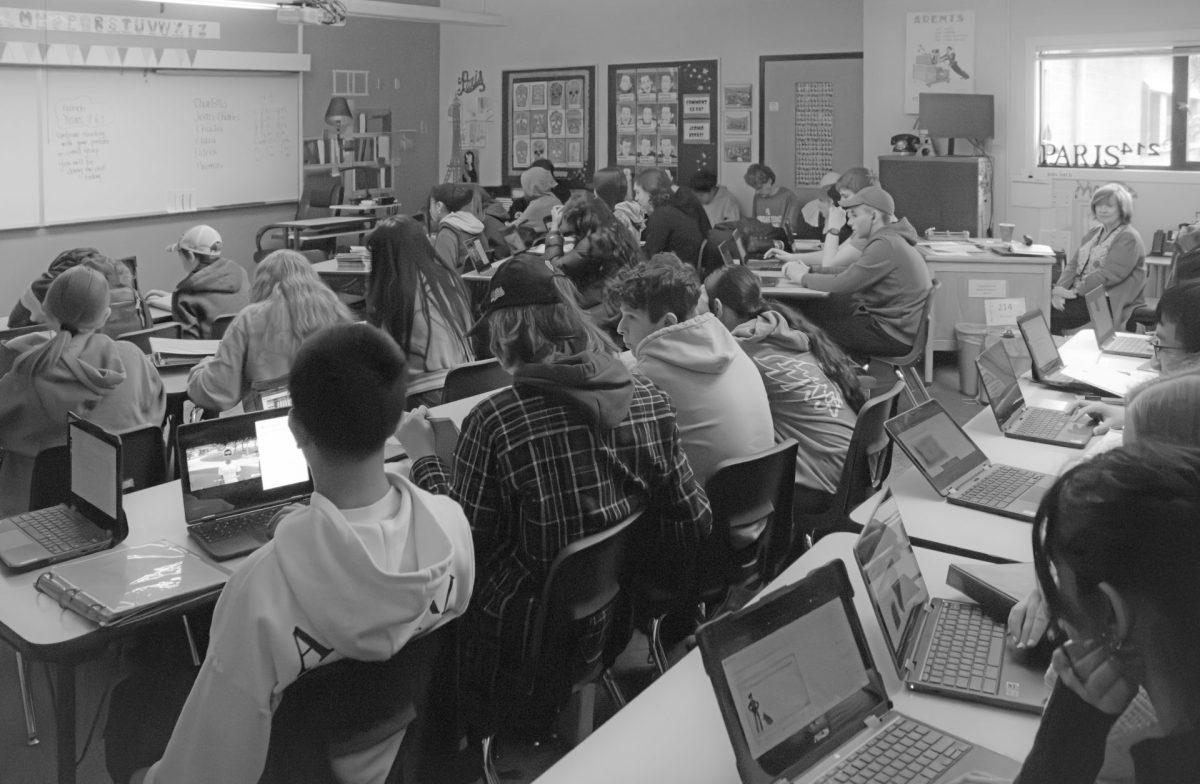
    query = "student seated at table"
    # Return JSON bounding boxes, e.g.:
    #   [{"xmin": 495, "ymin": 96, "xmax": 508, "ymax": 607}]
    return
[
  {"xmin": 593, "ymin": 166, "xmax": 646, "ymax": 246},
  {"xmin": 744, "ymin": 163, "xmax": 802, "ymax": 237},
  {"xmin": 186, "ymin": 250, "xmax": 354, "ymax": 412},
  {"xmin": 704, "ymin": 264, "xmax": 862, "ymax": 509},
  {"xmin": 107, "ymin": 323, "xmax": 474, "ymax": 784},
  {"xmin": 473, "ymin": 185, "xmax": 516, "ymax": 258},
  {"xmin": 610, "ymin": 253, "xmax": 775, "ymax": 484},
  {"xmin": 1076, "ymin": 280, "xmax": 1200, "ymax": 433},
  {"xmin": 510, "ymin": 165, "xmax": 564, "ymax": 244},
  {"xmin": 1050, "ymin": 183, "xmax": 1146, "ymax": 335},
  {"xmin": 366, "ymin": 216, "xmax": 475, "ymax": 406},
  {"xmin": 544, "ymin": 192, "xmax": 642, "ymax": 336},
  {"xmin": 767, "ymin": 166, "xmax": 874, "ymax": 272},
  {"xmin": 689, "ymin": 168, "xmax": 743, "ymax": 228},
  {"xmin": 8, "ymin": 247, "xmax": 152, "ymax": 338},
  {"xmin": 998, "ymin": 444, "xmax": 1200, "ymax": 784},
  {"xmin": 430, "ymin": 182, "xmax": 486, "ymax": 272},
  {"xmin": 0, "ymin": 266, "xmax": 165, "ymax": 515},
  {"xmin": 506, "ymin": 158, "xmax": 572, "ymax": 222},
  {"xmin": 777, "ymin": 185, "xmax": 932, "ymax": 359},
  {"xmin": 398, "ymin": 255, "xmax": 710, "ymax": 708},
  {"xmin": 636, "ymin": 168, "xmax": 713, "ymax": 273},
  {"xmin": 148, "ymin": 224, "xmax": 251, "ymax": 339}
]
